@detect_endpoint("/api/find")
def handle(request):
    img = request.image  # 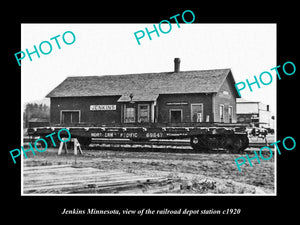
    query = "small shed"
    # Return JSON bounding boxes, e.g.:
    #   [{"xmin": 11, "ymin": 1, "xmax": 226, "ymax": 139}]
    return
[{"xmin": 28, "ymin": 118, "xmax": 50, "ymax": 128}]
